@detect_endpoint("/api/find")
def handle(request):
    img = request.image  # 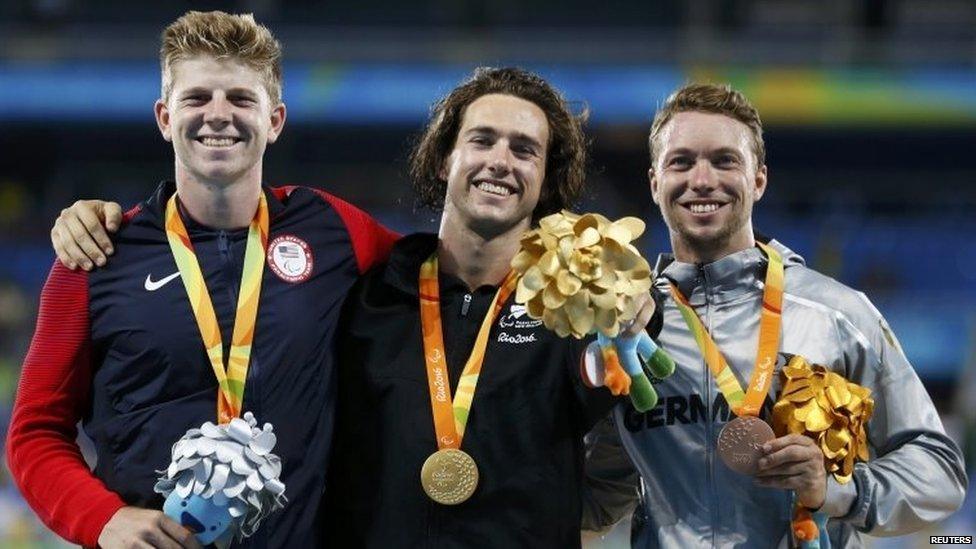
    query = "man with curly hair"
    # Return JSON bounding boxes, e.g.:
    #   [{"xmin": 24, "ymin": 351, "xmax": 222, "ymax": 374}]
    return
[{"xmin": 321, "ymin": 66, "xmax": 656, "ymax": 547}]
